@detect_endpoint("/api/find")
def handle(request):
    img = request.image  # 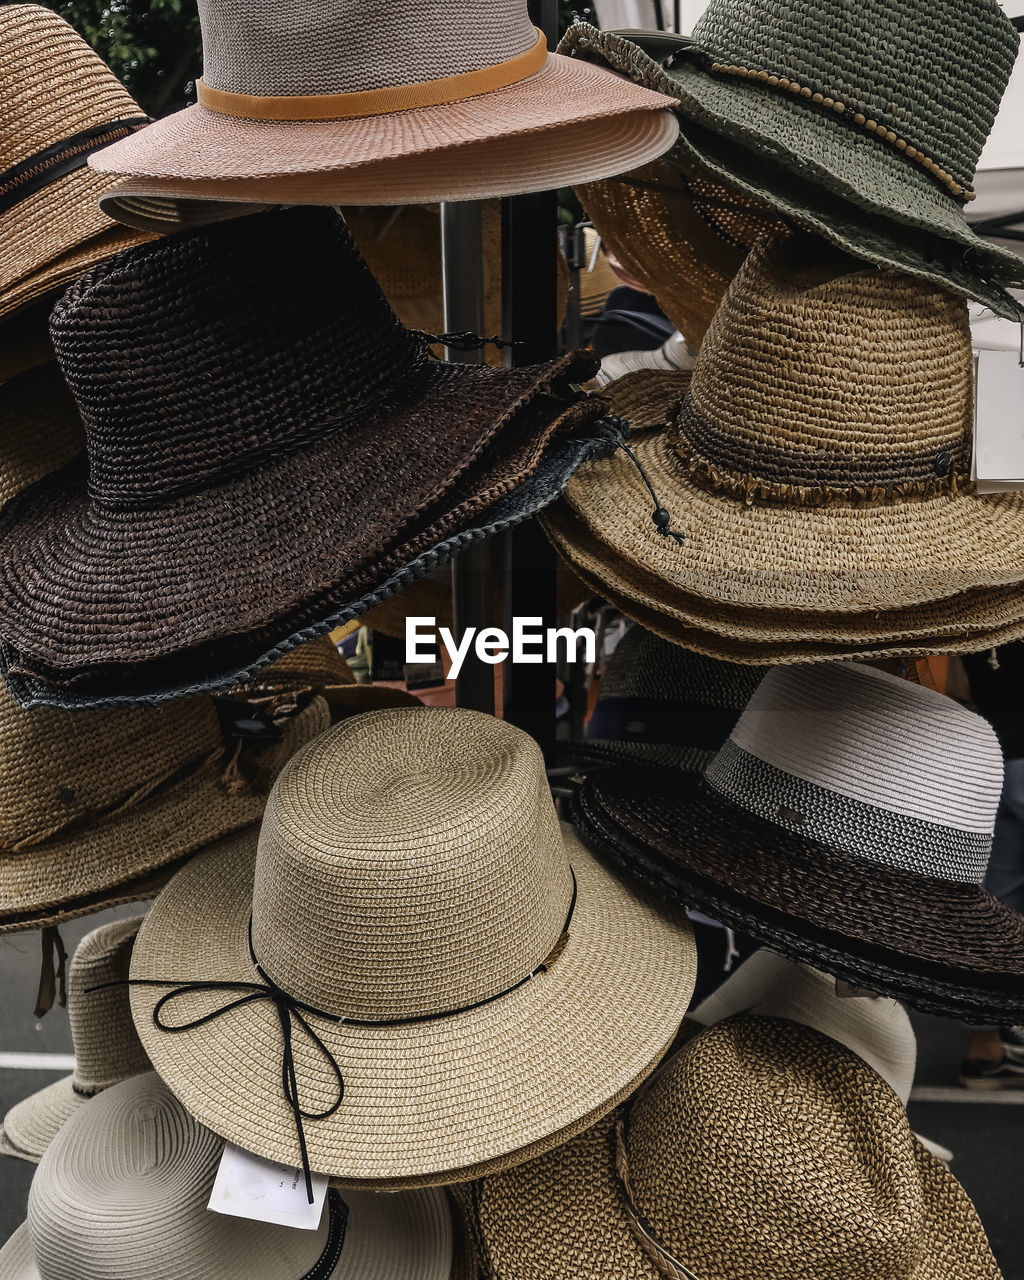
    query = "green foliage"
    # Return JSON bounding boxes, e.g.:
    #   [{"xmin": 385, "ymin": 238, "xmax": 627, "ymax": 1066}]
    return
[{"xmin": 47, "ymin": 0, "xmax": 201, "ymax": 115}]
